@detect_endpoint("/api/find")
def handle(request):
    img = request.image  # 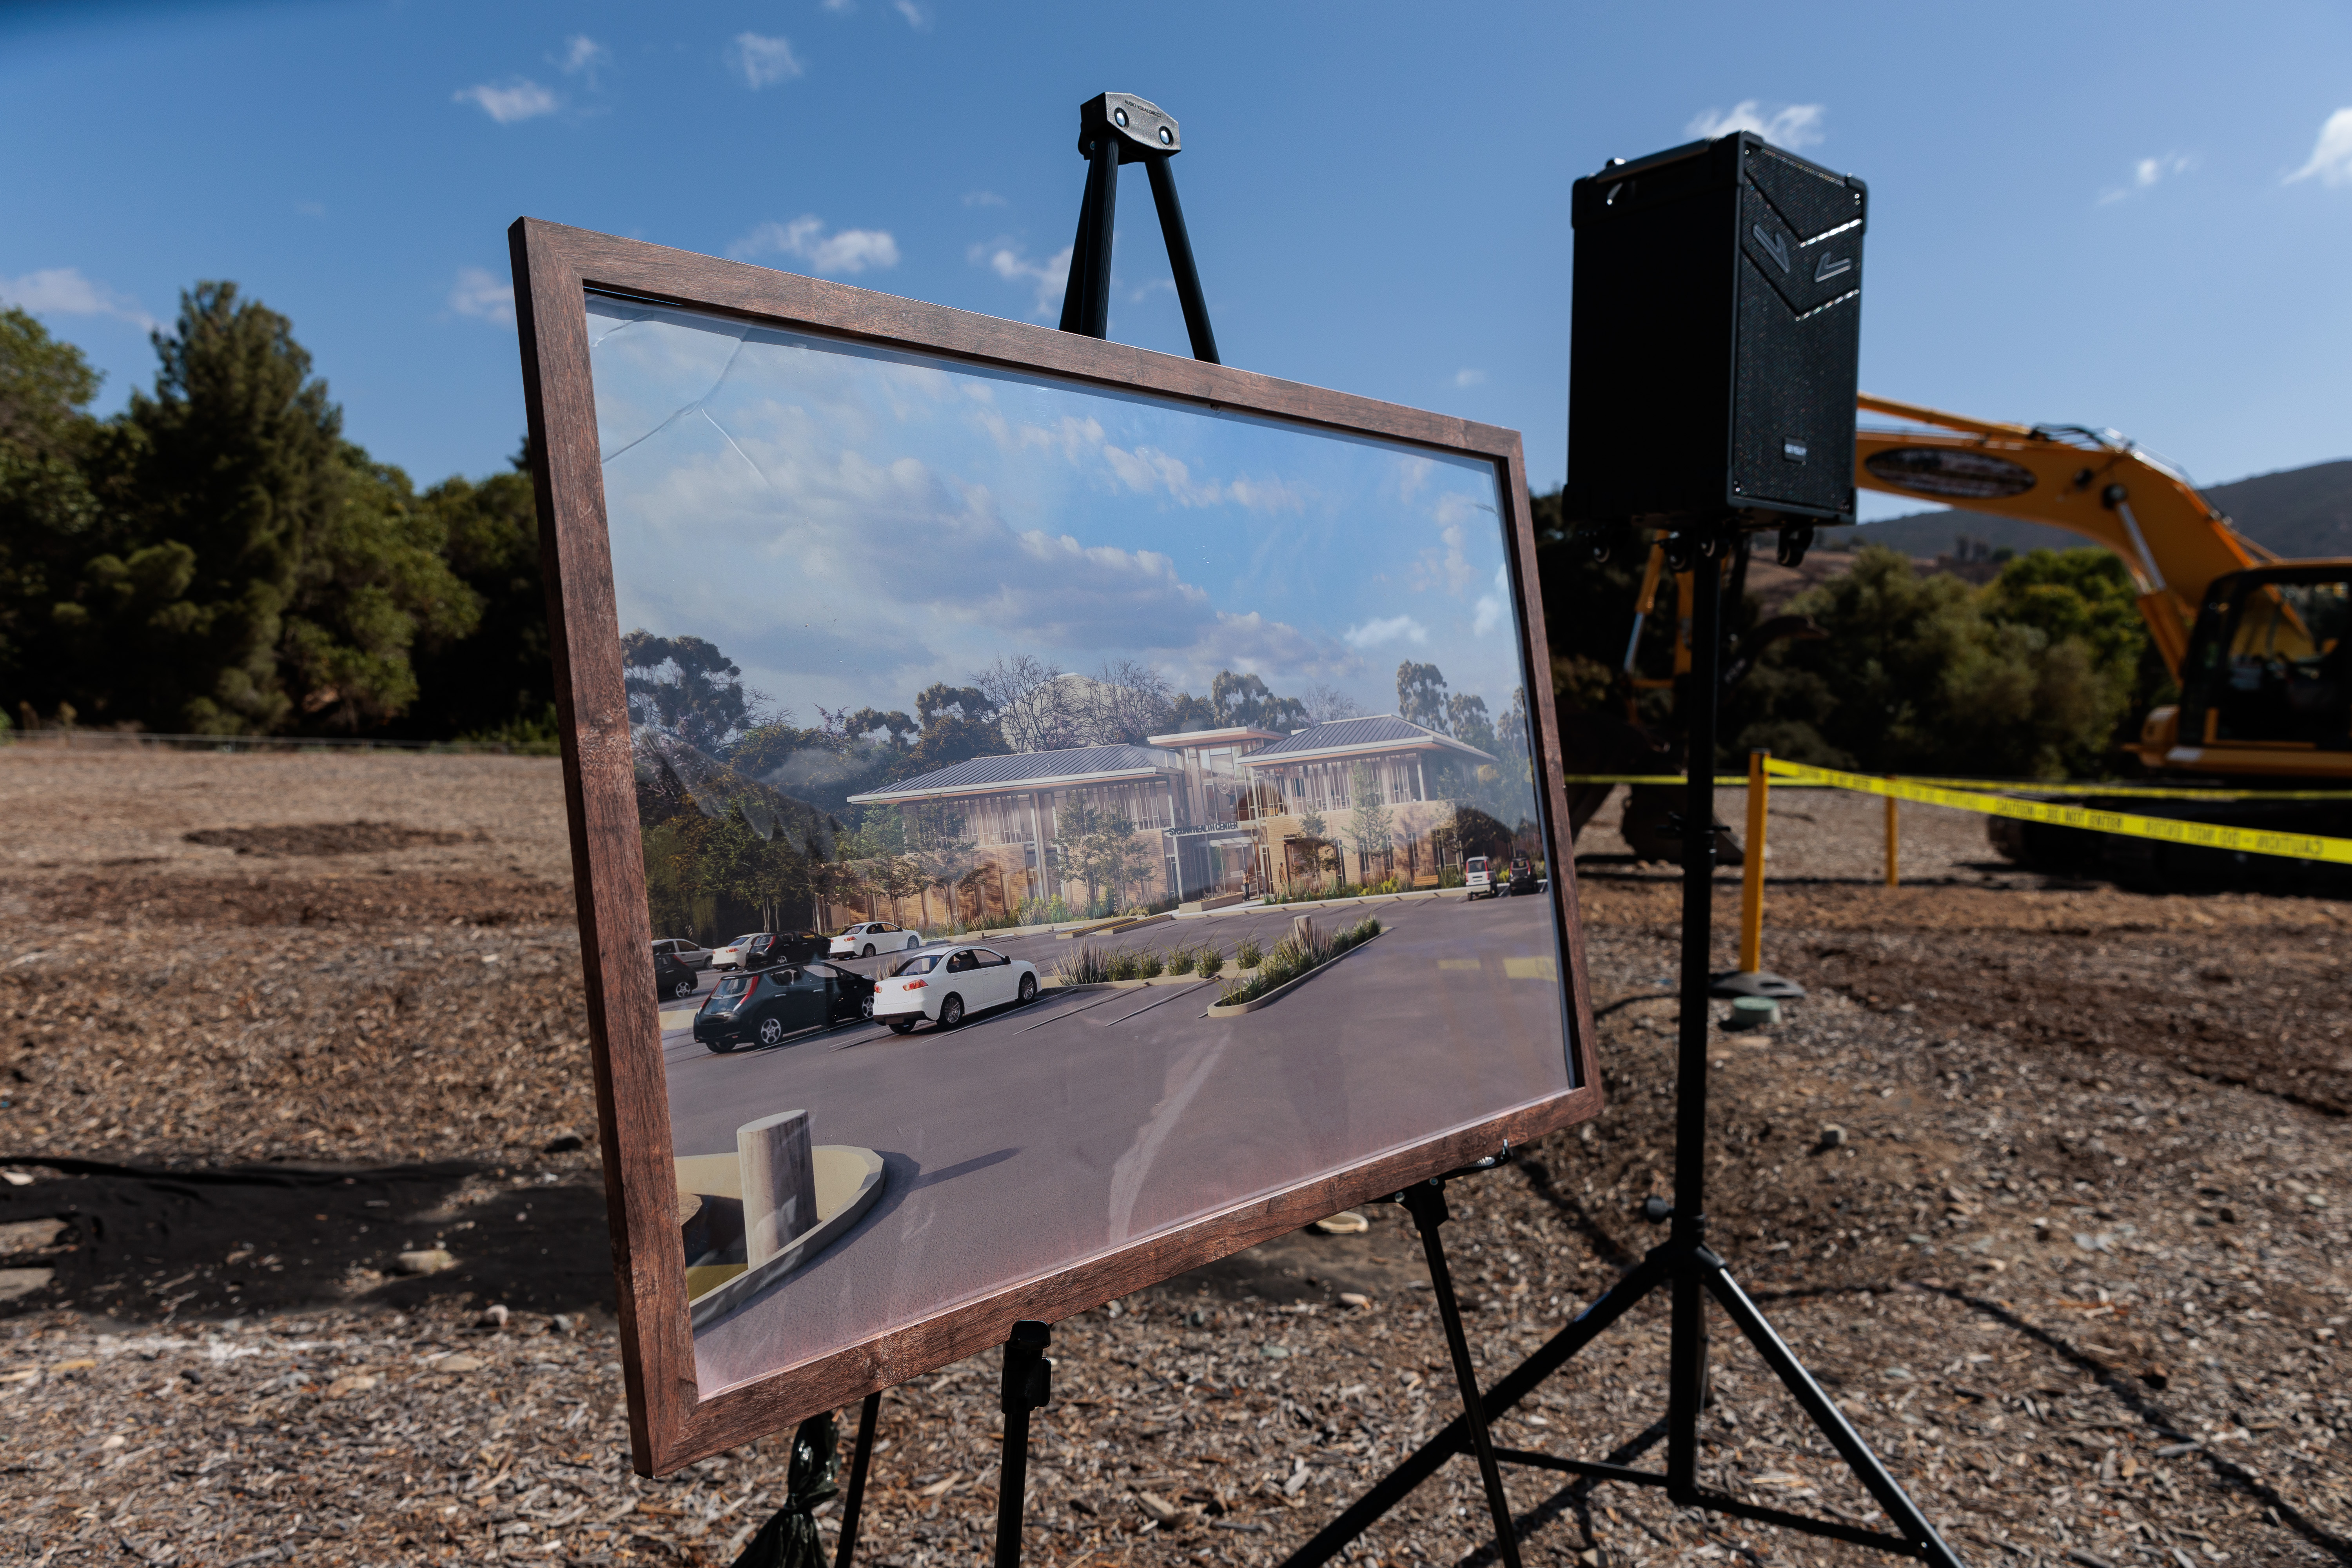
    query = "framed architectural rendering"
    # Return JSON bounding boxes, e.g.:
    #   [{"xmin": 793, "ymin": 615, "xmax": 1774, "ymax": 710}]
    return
[{"xmin": 507, "ymin": 217, "xmax": 1604, "ymax": 1473}]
